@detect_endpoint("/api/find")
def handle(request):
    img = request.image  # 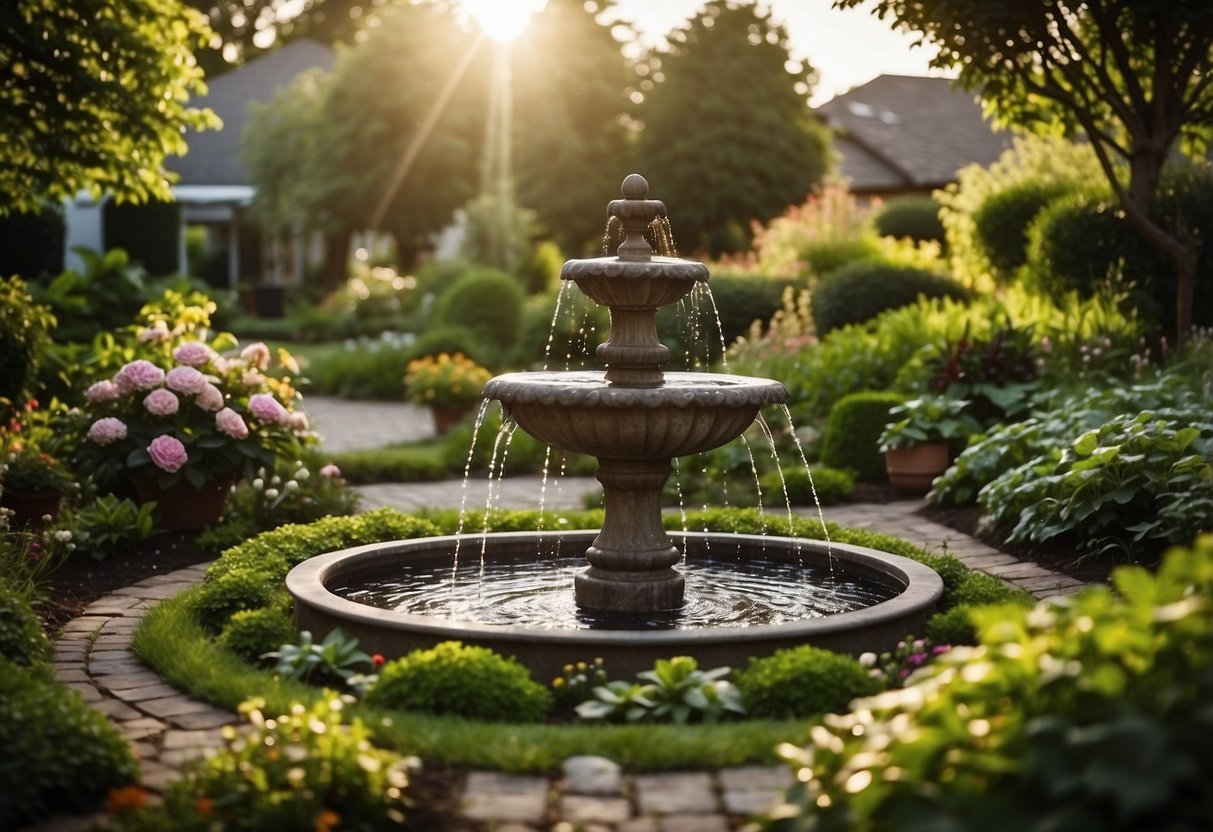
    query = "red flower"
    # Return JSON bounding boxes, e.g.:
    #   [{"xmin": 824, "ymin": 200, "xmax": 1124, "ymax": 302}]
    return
[{"xmin": 371, "ymin": 654, "xmax": 385, "ymax": 669}]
